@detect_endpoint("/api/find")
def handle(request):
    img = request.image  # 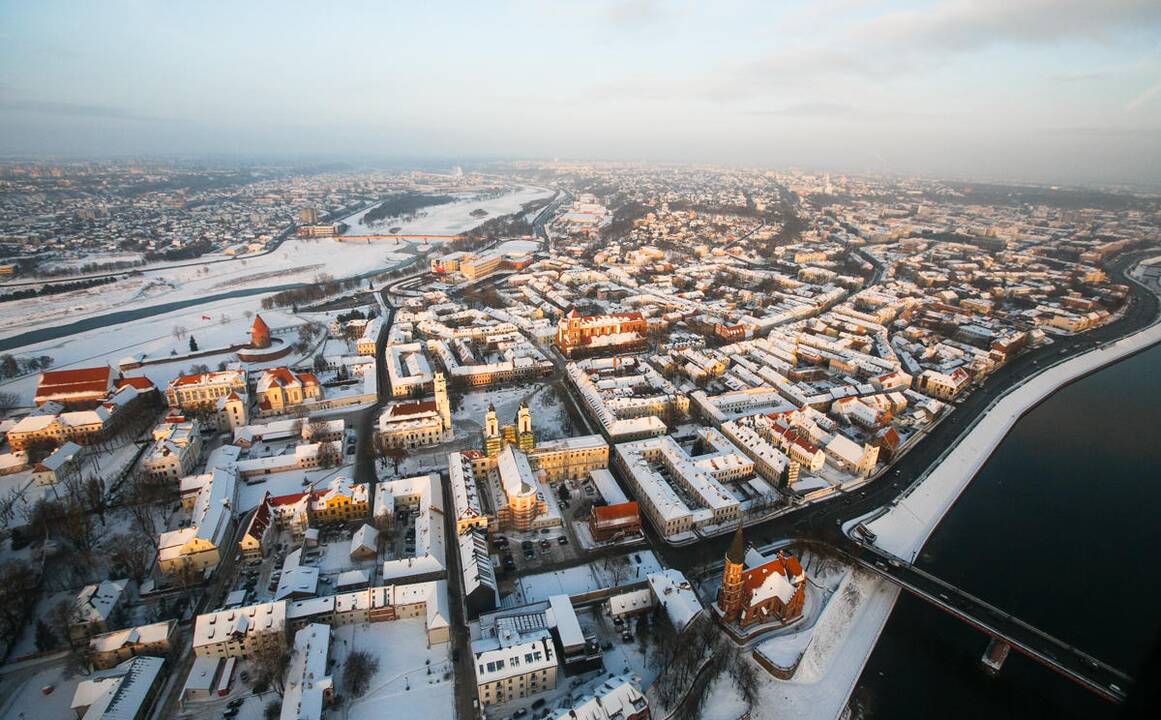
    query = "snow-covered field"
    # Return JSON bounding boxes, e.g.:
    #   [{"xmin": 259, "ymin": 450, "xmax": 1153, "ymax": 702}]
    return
[
  {"xmin": 331, "ymin": 620, "xmax": 454, "ymax": 720},
  {"xmin": 340, "ymin": 185, "xmax": 551, "ymax": 236},
  {"xmin": 0, "ymin": 238, "xmax": 412, "ymax": 340}
]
